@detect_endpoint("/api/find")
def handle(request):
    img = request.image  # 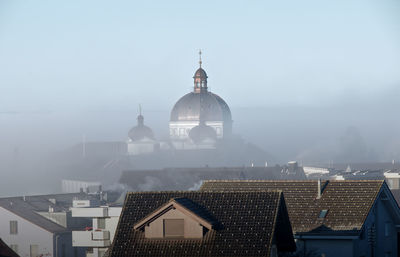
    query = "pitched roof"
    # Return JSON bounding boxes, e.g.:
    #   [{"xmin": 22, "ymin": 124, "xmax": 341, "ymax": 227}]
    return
[
  {"xmin": 109, "ymin": 191, "xmax": 295, "ymax": 257},
  {"xmin": 133, "ymin": 198, "xmax": 217, "ymax": 230},
  {"xmin": 0, "ymin": 238, "xmax": 19, "ymax": 257},
  {"xmin": 0, "ymin": 192, "xmax": 96, "ymax": 233},
  {"xmin": 200, "ymin": 180, "xmax": 385, "ymax": 233}
]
